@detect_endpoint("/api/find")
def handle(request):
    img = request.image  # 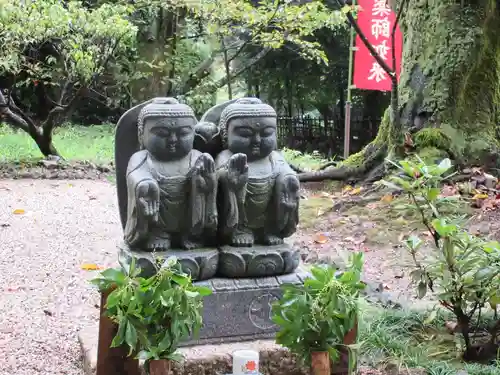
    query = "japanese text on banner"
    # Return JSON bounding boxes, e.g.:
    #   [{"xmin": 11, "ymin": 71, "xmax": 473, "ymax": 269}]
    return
[{"xmin": 352, "ymin": 0, "xmax": 402, "ymax": 91}]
